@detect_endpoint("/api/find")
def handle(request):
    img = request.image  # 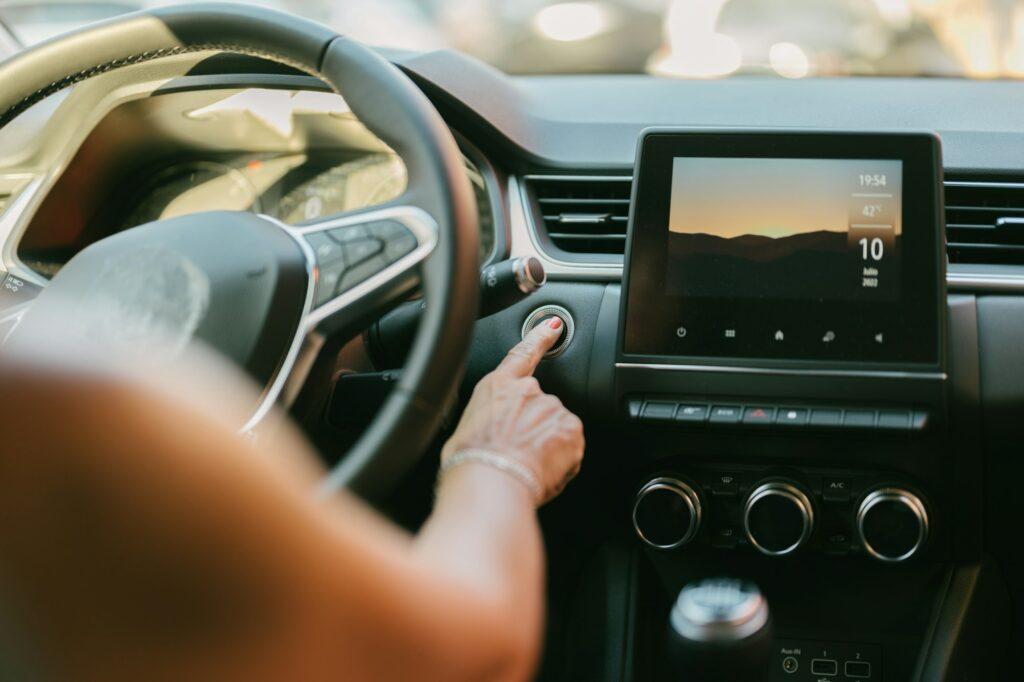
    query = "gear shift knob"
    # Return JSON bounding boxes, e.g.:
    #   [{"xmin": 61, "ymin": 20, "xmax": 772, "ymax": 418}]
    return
[{"xmin": 667, "ymin": 578, "xmax": 772, "ymax": 681}]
